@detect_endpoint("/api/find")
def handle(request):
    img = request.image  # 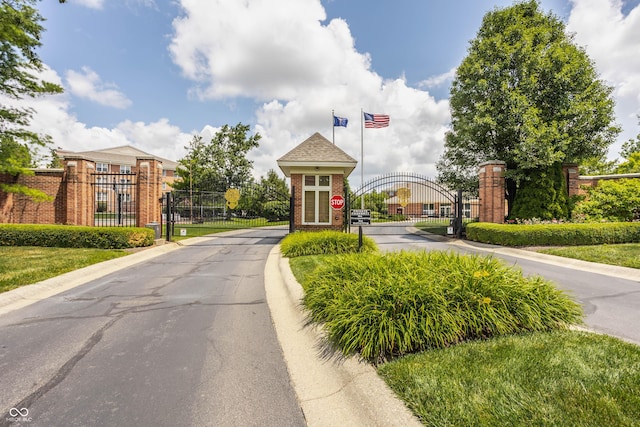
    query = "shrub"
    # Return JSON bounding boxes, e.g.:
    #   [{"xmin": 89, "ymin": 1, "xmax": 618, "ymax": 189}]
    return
[
  {"xmin": 302, "ymin": 251, "xmax": 583, "ymax": 364},
  {"xmin": 573, "ymin": 179, "xmax": 640, "ymax": 222},
  {"xmin": 262, "ymin": 200, "xmax": 289, "ymax": 222},
  {"xmin": 280, "ymin": 230, "xmax": 377, "ymax": 257},
  {"xmin": 510, "ymin": 163, "xmax": 569, "ymax": 220},
  {"xmin": 466, "ymin": 222, "xmax": 640, "ymax": 246},
  {"xmin": 0, "ymin": 224, "xmax": 155, "ymax": 249}
]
